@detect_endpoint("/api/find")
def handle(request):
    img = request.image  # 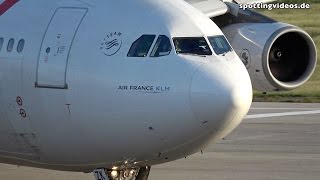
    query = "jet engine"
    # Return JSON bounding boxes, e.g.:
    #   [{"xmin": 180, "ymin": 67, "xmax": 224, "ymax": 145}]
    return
[{"xmin": 212, "ymin": 8, "xmax": 317, "ymax": 92}]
